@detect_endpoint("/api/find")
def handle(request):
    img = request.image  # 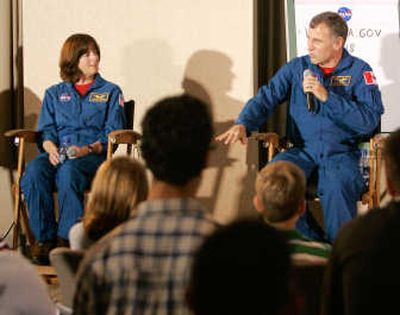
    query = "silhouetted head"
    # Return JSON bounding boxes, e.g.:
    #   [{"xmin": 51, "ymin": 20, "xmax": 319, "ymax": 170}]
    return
[{"xmin": 141, "ymin": 94, "xmax": 213, "ymax": 186}]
